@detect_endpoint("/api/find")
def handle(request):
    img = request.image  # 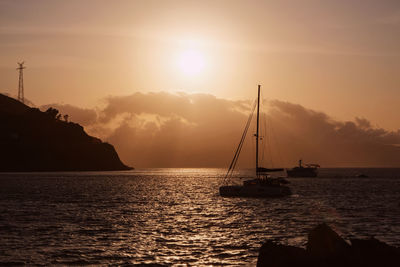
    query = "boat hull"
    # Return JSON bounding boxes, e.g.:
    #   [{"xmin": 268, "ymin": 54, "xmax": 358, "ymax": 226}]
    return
[{"xmin": 219, "ymin": 184, "xmax": 292, "ymax": 198}]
